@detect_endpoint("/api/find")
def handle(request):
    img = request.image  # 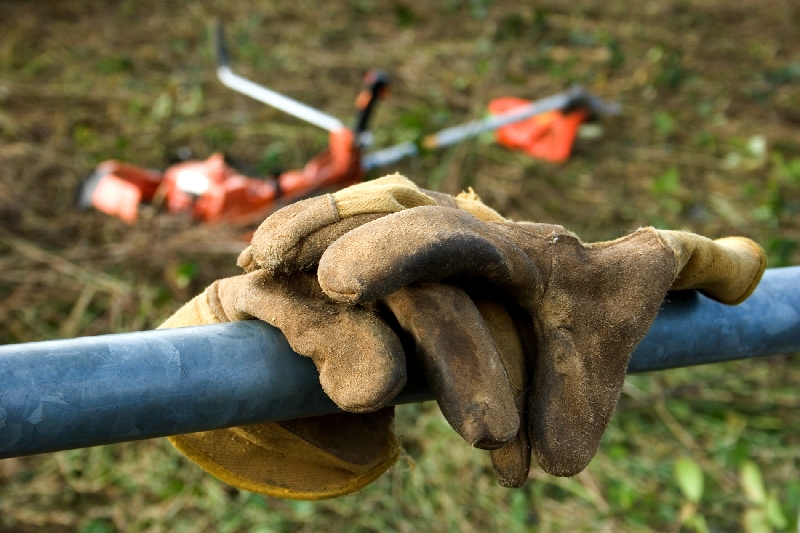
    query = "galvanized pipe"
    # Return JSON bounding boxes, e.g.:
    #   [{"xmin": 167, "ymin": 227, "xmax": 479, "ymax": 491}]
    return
[{"xmin": 1, "ymin": 267, "xmax": 799, "ymax": 459}]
